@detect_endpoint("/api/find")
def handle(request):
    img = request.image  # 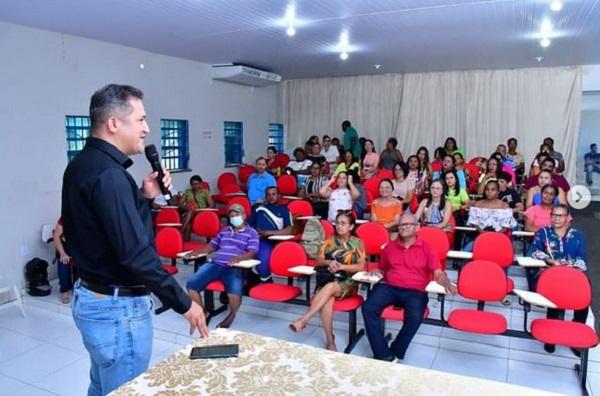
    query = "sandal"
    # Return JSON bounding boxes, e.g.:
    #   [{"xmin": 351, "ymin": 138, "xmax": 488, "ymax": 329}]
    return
[{"xmin": 289, "ymin": 320, "xmax": 307, "ymax": 333}]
